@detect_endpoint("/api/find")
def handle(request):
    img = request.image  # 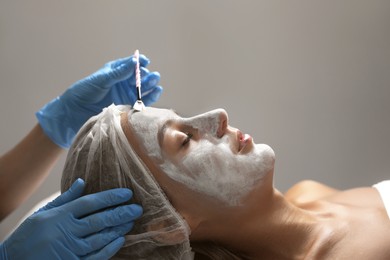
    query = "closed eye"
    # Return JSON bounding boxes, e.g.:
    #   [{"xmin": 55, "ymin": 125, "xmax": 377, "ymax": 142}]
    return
[{"xmin": 182, "ymin": 132, "xmax": 193, "ymax": 147}]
